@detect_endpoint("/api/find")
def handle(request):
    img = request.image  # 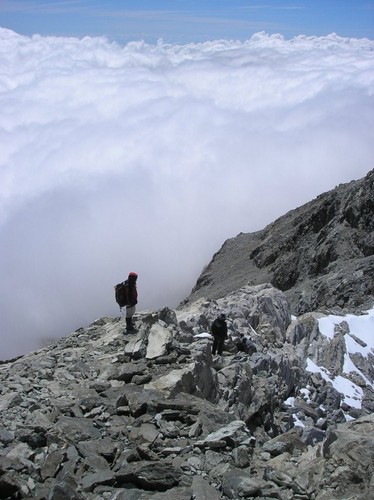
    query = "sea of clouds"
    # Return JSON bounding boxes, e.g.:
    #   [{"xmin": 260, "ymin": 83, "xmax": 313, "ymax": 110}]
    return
[{"xmin": 0, "ymin": 28, "xmax": 373, "ymax": 359}]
